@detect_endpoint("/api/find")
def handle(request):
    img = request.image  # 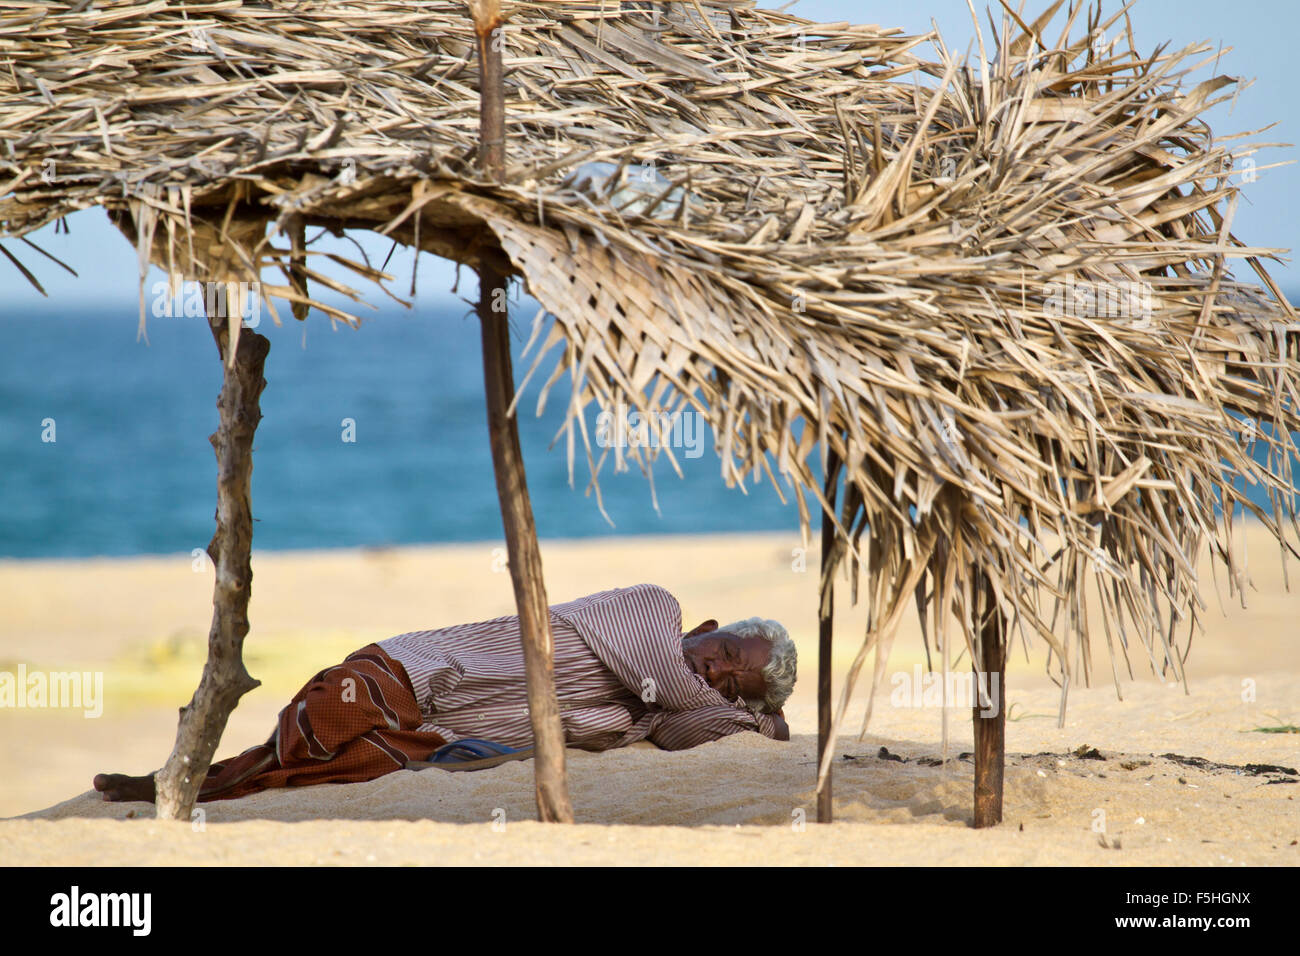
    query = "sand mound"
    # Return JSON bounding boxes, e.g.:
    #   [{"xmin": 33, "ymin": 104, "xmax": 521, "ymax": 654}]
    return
[{"xmin": 11, "ymin": 676, "xmax": 1296, "ymax": 865}]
